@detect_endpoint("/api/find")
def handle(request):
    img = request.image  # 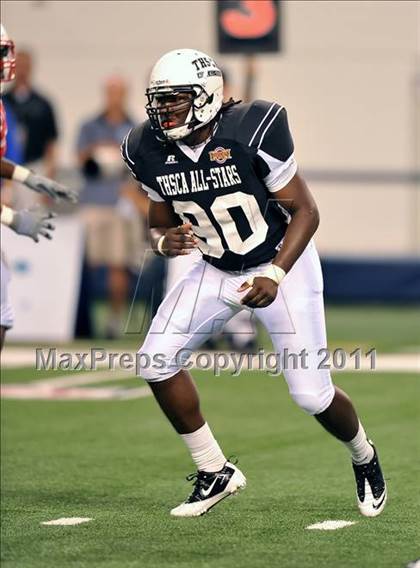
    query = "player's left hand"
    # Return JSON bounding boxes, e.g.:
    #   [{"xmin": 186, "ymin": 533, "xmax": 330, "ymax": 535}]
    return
[
  {"xmin": 25, "ymin": 173, "xmax": 79, "ymax": 203},
  {"xmin": 238, "ymin": 276, "xmax": 278, "ymax": 308}
]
